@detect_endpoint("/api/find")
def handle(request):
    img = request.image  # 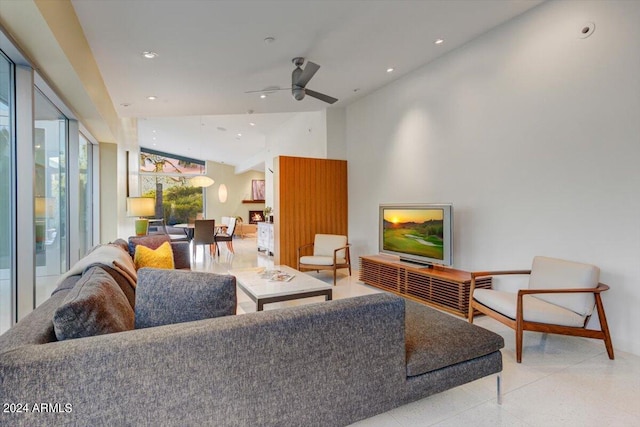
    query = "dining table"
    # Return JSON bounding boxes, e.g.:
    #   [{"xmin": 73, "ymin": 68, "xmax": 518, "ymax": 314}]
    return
[{"xmin": 174, "ymin": 223, "xmax": 227, "ymax": 241}]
